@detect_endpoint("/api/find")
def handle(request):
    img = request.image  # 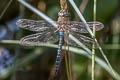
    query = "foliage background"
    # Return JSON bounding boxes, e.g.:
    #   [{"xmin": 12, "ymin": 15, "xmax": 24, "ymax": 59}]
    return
[{"xmin": 0, "ymin": 0, "xmax": 120, "ymax": 80}]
